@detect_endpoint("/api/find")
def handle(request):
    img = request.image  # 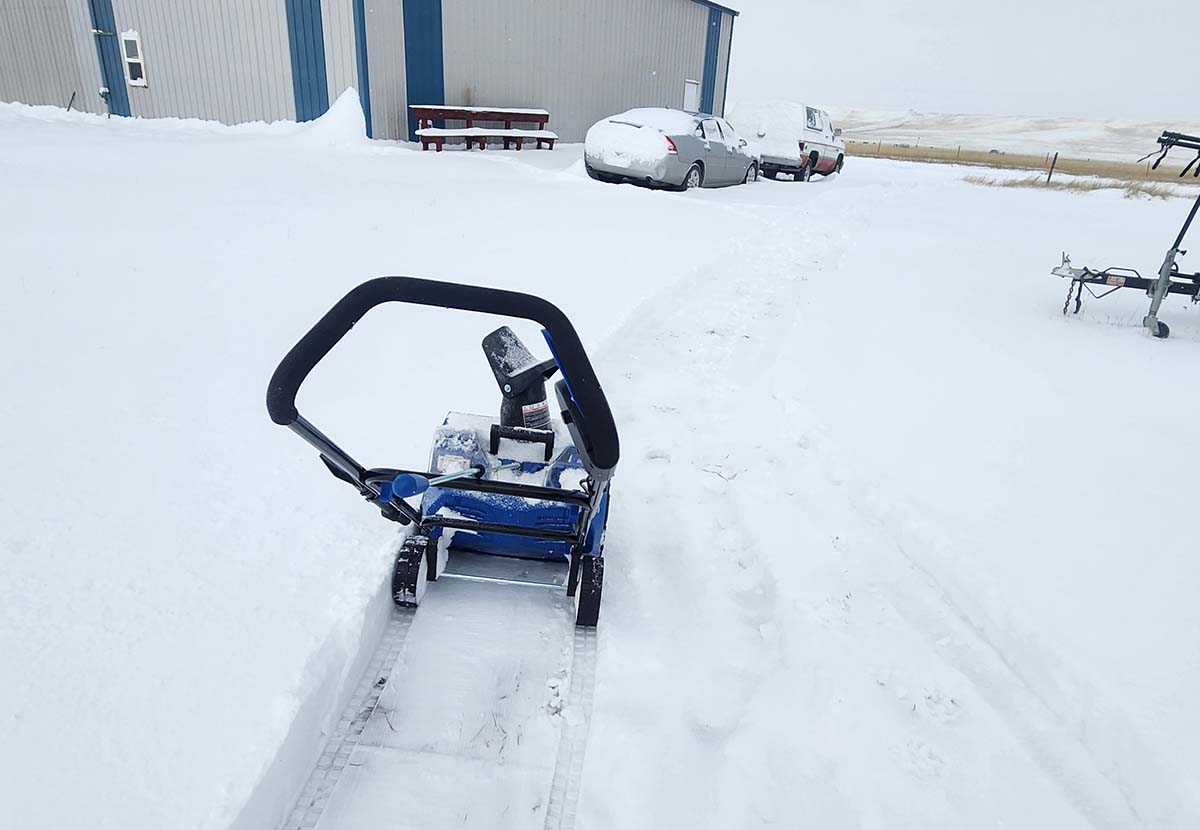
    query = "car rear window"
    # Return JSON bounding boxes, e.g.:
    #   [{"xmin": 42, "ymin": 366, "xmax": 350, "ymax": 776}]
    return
[{"xmin": 609, "ymin": 108, "xmax": 698, "ymax": 134}]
